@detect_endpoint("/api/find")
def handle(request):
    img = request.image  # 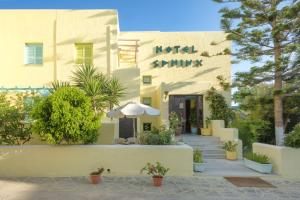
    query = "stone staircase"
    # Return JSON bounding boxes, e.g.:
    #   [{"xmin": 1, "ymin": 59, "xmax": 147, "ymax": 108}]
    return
[{"xmin": 181, "ymin": 135, "xmax": 225, "ymax": 159}]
